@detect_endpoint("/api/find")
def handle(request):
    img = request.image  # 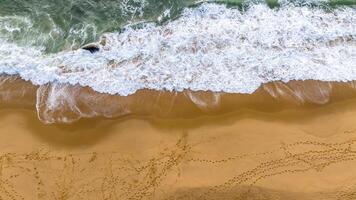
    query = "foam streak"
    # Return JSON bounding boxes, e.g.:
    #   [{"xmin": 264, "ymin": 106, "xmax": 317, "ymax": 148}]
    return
[{"xmin": 0, "ymin": 4, "xmax": 355, "ymax": 96}]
